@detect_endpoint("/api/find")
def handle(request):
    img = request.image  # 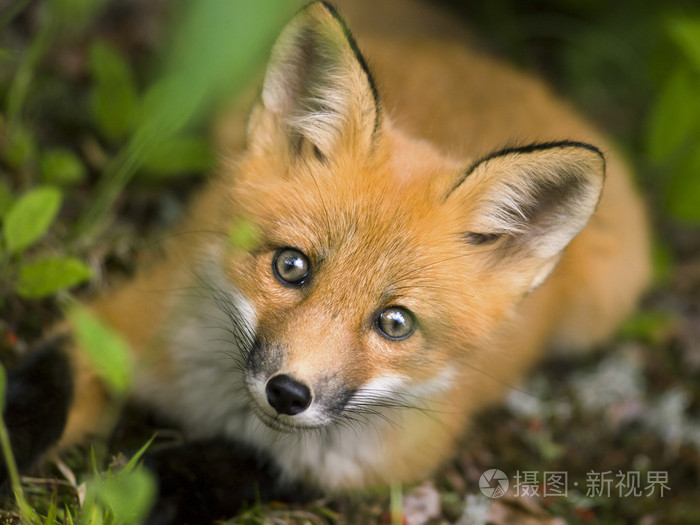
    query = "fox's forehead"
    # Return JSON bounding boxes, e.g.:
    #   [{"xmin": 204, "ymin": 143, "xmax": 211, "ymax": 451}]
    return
[
  {"xmin": 250, "ymin": 168, "xmax": 463, "ymax": 305},
  {"xmin": 258, "ymin": 162, "xmax": 447, "ymax": 256},
  {"xmin": 256, "ymin": 139, "xmax": 458, "ymax": 240}
]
